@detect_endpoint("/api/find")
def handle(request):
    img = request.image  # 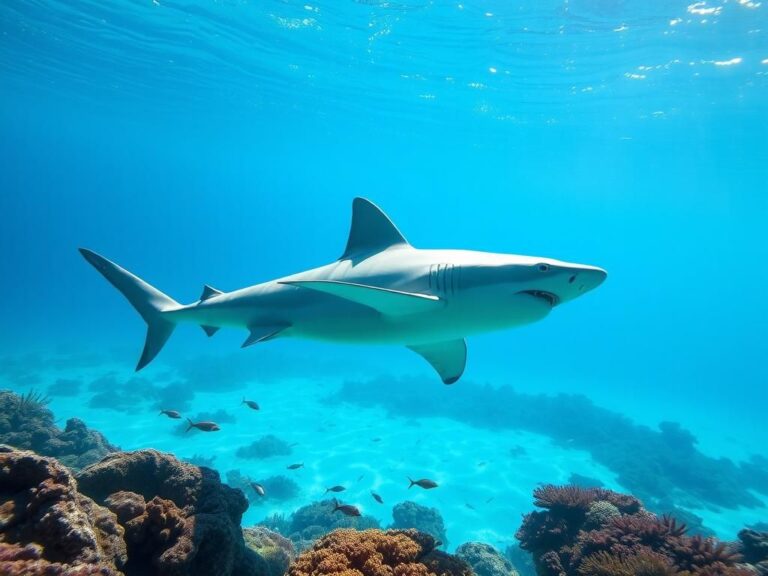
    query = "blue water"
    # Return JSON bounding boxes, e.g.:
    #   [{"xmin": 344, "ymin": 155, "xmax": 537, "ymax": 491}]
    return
[{"xmin": 1, "ymin": 0, "xmax": 767, "ymax": 548}]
